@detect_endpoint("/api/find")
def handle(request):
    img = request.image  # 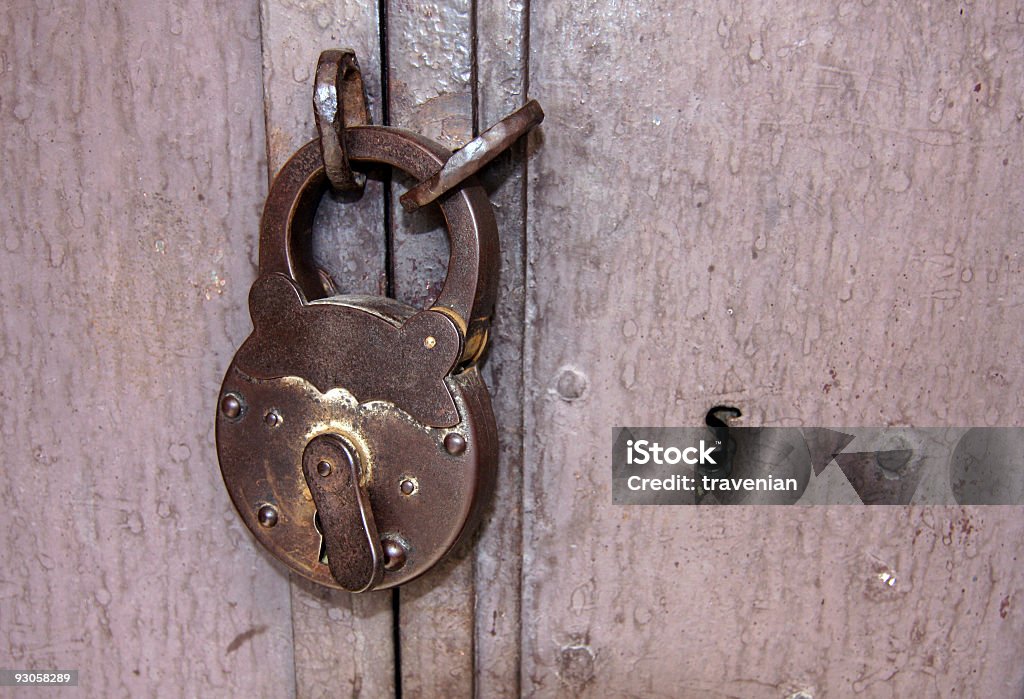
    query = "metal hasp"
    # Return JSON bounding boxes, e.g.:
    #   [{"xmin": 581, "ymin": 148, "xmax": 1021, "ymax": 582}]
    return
[
  {"xmin": 400, "ymin": 99, "xmax": 544, "ymax": 212},
  {"xmin": 215, "ymin": 48, "xmax": 543, "ymax": 591},
  {"xmin": 313, "ymin": 49, "xmax": 370, "ymax": 195}
]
